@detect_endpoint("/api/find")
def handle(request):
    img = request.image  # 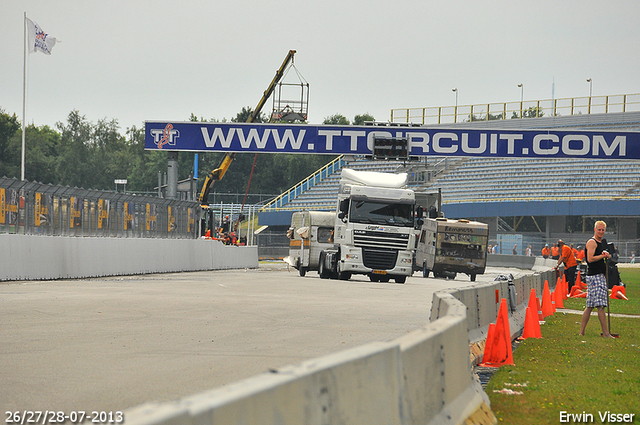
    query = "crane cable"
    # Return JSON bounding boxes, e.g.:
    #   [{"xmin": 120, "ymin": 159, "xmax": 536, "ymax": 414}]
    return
[
  {"xmin": 233, "ymin": 151, "xmax": 258, "ymax": 232},
  {"xmin": 234, "ymin": 59, "xmax": 306, "ymax": 233}
]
